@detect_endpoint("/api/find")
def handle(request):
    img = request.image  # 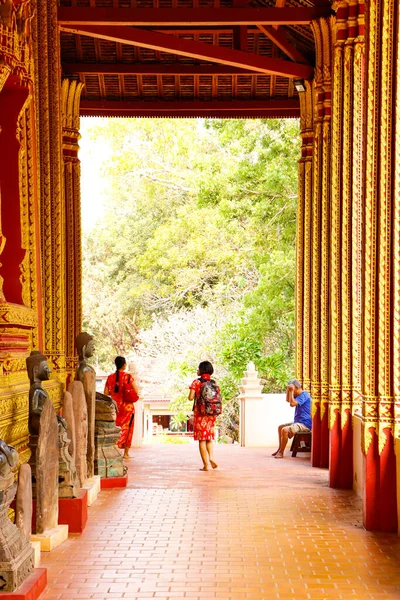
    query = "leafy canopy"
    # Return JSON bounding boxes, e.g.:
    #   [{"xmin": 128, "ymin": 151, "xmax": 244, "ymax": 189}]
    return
[{"xmin": 81, "ymin": 117, "xmax": 300, "ymax": 428}]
